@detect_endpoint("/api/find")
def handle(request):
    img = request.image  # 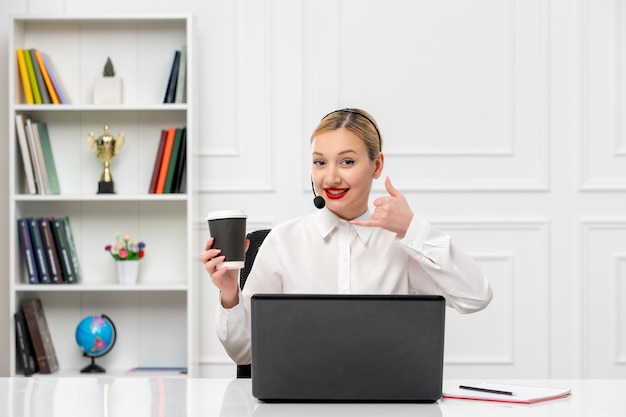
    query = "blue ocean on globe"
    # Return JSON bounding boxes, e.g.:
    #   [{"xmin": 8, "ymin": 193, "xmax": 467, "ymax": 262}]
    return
[{"xmin": 75, "ymin": 315, "xmax": 115, "ymax": 357}]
